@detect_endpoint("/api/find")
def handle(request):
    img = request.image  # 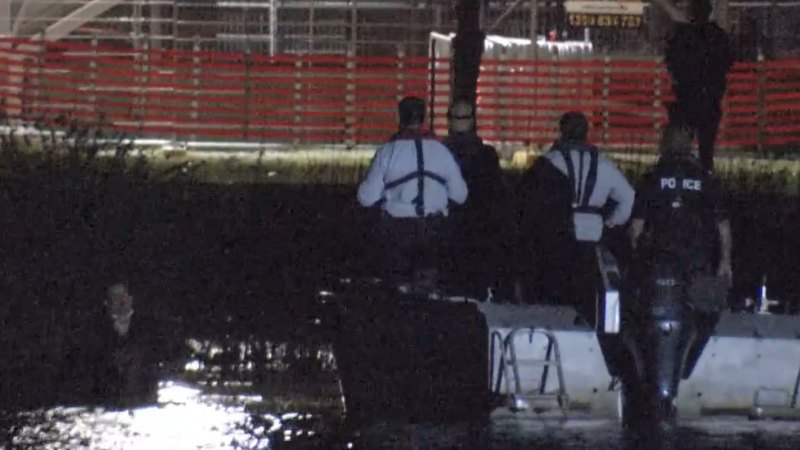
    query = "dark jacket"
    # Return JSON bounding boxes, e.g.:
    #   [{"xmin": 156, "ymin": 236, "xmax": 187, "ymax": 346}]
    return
[
  {"xmin": 443, "ymin": 131, "xmax": 511, "ymax": 296},
  {"xmin": 443, "ymin": 131, "xmax": 505, "ymax": 222},
  {"xmin": 515, "ymin": 156, "xmax": 576, "ymax": 302},
  {"xmin": 665, "ymin": 22, "xmax": 733, "ymax": 101}
]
